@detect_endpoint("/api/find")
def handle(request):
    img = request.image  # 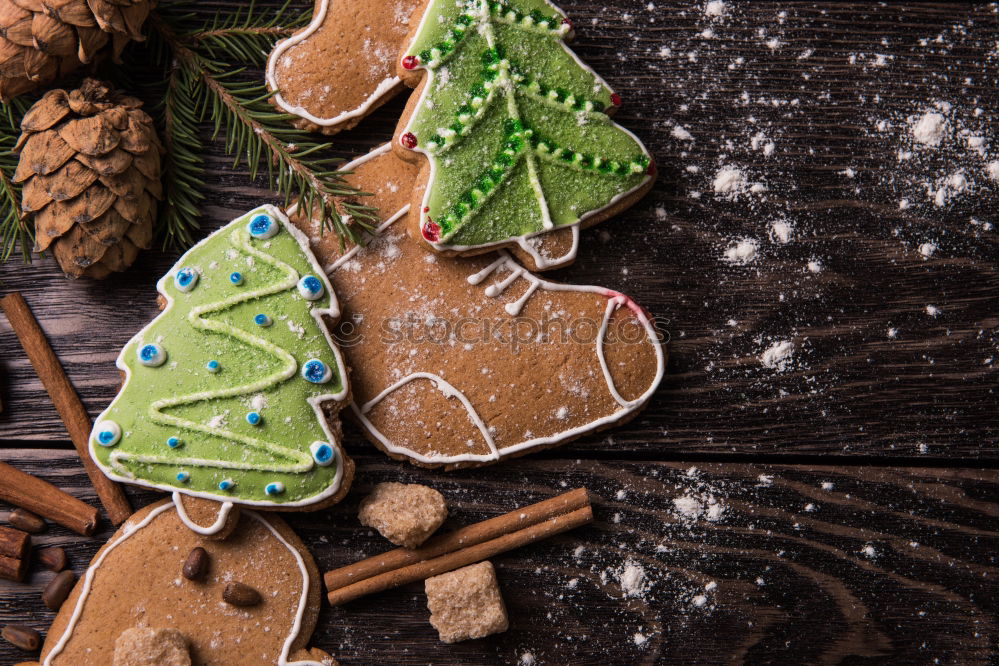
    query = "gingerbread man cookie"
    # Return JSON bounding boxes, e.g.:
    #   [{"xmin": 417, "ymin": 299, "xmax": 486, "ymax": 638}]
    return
[
  {"xmin": 291, "ymin": 144, "xmax": 665, "ymax": 468},
  {"xmin": 39, "ymin": 499, "xmax": 335, "ymax": 665},
  {"xmin": 89, "ymin": 206, "xmax": 354, "ymax": 534}
]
